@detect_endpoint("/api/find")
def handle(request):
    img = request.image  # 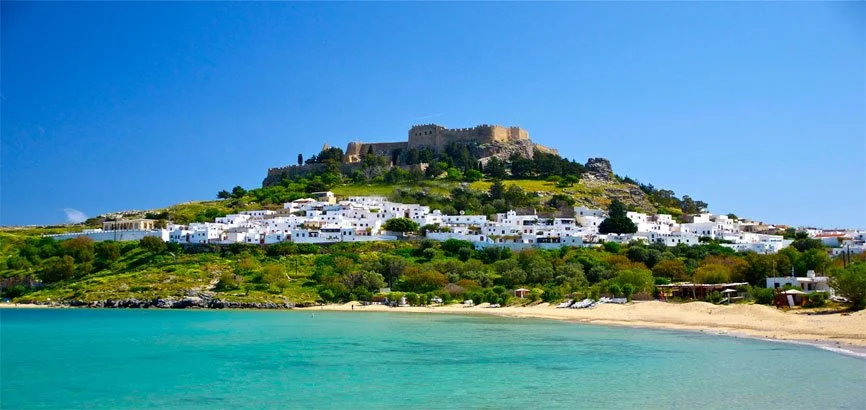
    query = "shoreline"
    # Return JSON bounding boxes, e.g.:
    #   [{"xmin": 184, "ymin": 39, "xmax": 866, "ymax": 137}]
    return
[
  {"xmin": 298, "ymin": 301, "xmax": 866, "ymax": 358},
  {"xmin": 5, "ymin": 301, "xmax": 865, "ymax": 358}
]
